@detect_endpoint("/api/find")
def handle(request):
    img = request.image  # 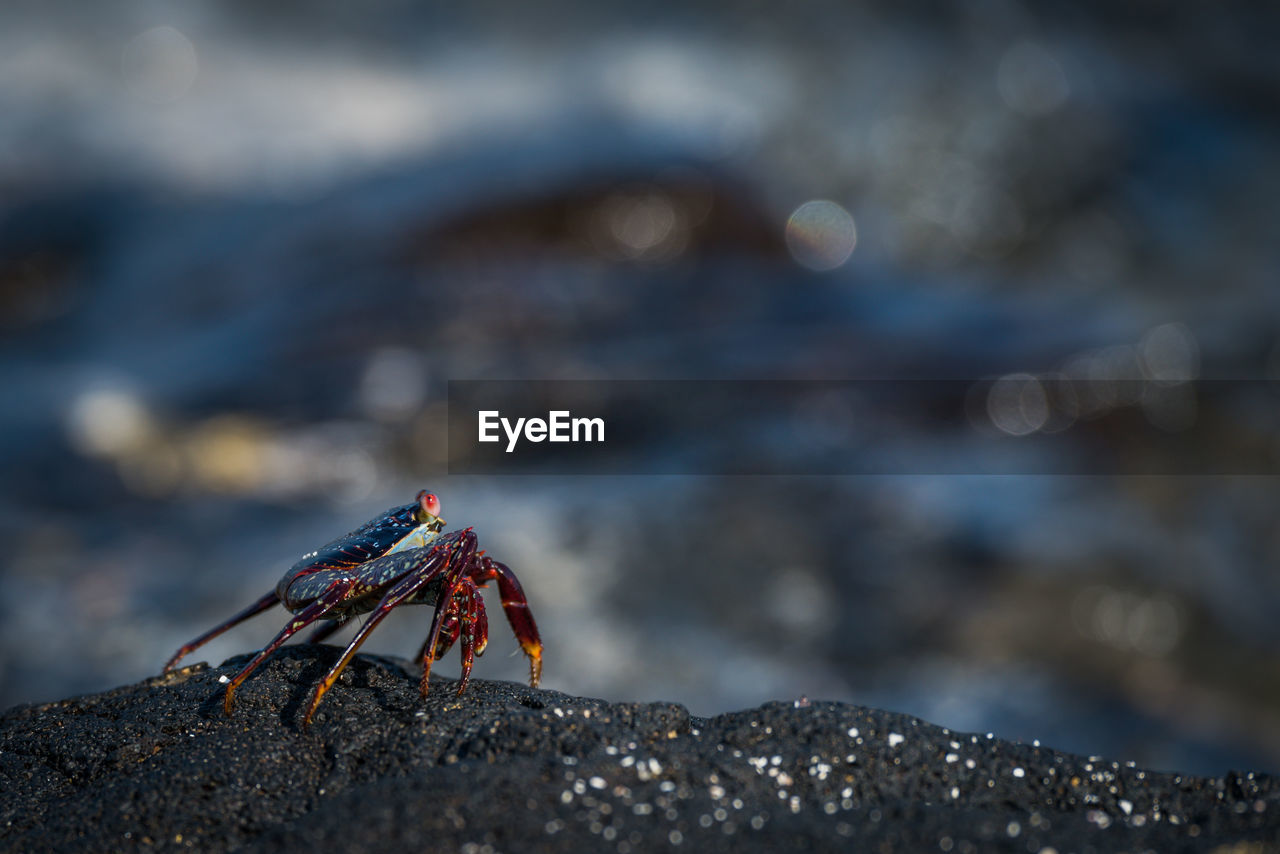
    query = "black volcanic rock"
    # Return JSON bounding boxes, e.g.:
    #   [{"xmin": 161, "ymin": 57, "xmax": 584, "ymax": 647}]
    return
[{"xmin": 1, "ymin": 645, "xmax": 1276, "ymax": 853}]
